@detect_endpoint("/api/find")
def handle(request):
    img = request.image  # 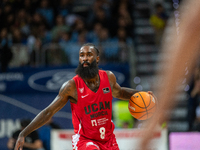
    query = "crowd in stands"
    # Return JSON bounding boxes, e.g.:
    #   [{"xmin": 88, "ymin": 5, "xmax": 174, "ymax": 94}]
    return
[
  {"xmin": 0, "ymin": 0, "xmax": 134, "ymax": 72},
  {"xmin": 149, "ymin": 2, "xmax": 168, "ymax": 47}
]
